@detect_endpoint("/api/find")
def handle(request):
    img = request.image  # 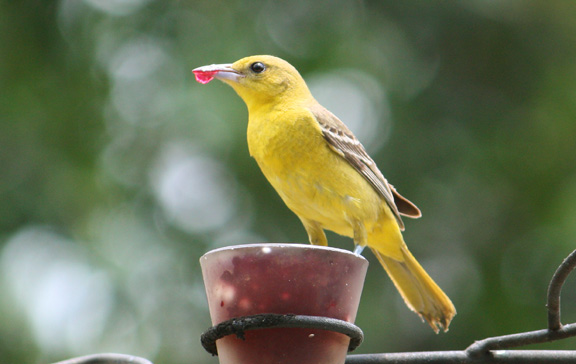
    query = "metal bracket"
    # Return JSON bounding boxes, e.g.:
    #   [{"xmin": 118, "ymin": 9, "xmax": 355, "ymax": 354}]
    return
[{"xmin": 200, "ymin": 313, "xmax": 364, "ymax": 355}]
